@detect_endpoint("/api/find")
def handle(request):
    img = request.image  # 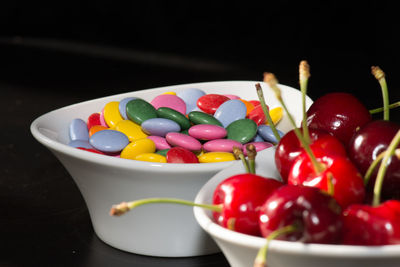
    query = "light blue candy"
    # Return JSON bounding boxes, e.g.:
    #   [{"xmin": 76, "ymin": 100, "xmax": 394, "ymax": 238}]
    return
[
  {"xmin": 176, "ymin": 88, "xmax": 206, "ymax": 113},
  {"xmin": 141, "ymin": 118, "xmax": 181, "ymax": 137},
  {"xmin": 214, "ymin": 99, "xmax": 247, "ymax": 128},
  {"xmin": 69, "ymin": 118, "xmax": 89, "ymax": 141},
  {"xmin": 119, "ymin": 97, "xmax": 137, "ymax": 119},
  {"xmin": 257, "ymin": 125, "xmax": 284, "ymax": 144},
  {"xmin": 68, "ymin": 139, "xmax": 93, "ymax": 149},
  {"xmin": 252, "ymin": 134, "xmax": 265, "ymax": 142},
  {"xmin": 89, "ymin": 130, "xmax": 129, "ymax": 153}
]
